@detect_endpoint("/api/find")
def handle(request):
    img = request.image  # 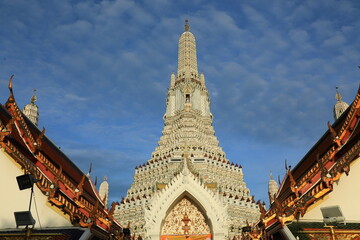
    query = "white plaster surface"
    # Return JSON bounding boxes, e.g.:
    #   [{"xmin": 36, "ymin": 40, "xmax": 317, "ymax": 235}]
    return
[{"xmin": 0, "ymin": 149, "xmax": 72, "ymax": 229}]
